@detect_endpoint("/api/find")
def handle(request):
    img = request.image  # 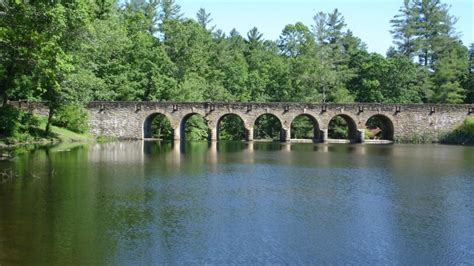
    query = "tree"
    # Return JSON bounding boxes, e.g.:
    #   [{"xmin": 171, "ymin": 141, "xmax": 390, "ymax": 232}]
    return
[
  {"xmin": 310, "ymin": 9, "xmax": 356, "ymax": 103},
  {"xmin": 349, "ymin": 53, "xmax": 424, "ymax": 103},
  {"xmin": 390, "ymin": 0, "xmax": 419, "ymax": 58},
  {"xmin": 416, "ymin": 0, "xmax": 458, "ymax": 67},
  {"xmin": 431, "ymin": 39, "xmax": 468, "ymax": 103},
  {"xmin": 196, "ymin": 8, "xmax": 214, "ymax": 31},
  {"xmin": 246, "ymin": 27, "xmax": 263, "ymax": 50},
  {"xmin": 467, "ymin": 44, "xmax": 474, "ymax": 103},
  {"xmin": 0, "ymin": 2, "xmax": 37, "ymax": 105},
  {"xmin": 326, "ymin": 9, "xmax": 346, "ymax": 44},
  {"xmin": 277, "ymin": 22, "xmax": 315, "ymax": 57},
  {"xmin": 161, "ymin": 19, "xmax": 213, "ymax": 100},
  {"xmin": 159, "ymin": 0, "xmax": 182, "ymax": 22},
  {"xmin": 33, "ymin": 3, "xmax": 75, "ymax": 133}
]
